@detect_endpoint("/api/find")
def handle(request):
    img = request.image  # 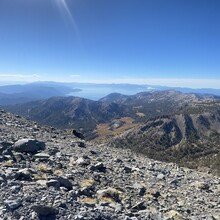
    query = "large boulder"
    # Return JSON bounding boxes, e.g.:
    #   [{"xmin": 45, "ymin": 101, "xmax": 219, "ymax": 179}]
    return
[{"xmin": 13, "ymin": 139, "xmax": 45, "ymax": 153}]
